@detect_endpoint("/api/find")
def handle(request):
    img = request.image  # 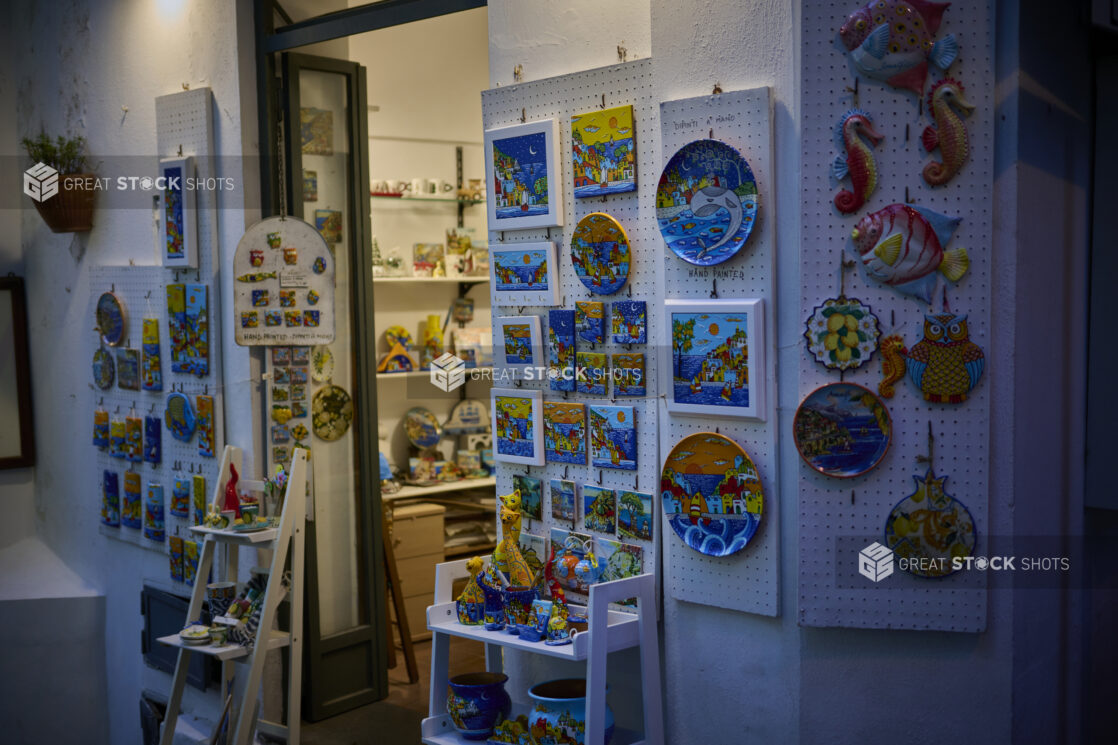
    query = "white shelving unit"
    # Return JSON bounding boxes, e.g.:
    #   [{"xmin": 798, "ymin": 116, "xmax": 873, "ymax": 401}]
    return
[
  {"xmin": 158, "ymin": 446, "xmax": 307, "ymax": 745},
  {"xmin": 377, "ymin": 367, "xmax": 492, "ymax": 381},
  {"xmin": 385, "ymin": 476, "xmax": 497, "ymax": 502},
  {"xmin": 421, "ymin": 559, "xmax": 664, "ymax": 745}
]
